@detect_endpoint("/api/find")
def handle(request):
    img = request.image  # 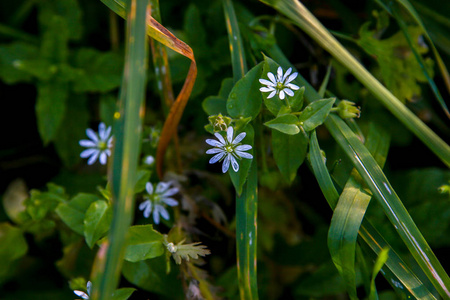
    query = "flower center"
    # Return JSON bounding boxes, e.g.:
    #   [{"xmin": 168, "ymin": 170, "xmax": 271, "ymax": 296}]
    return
[
  {"xmin": 225, "ymin": 145, "xmax": 234, "ymax": 153},
  {"xmin": 98, "ymin": 141, "xmax": 107, "ymax": 151},
  {"xmin": 276, "ymin": 82, "xmax": 284, "ymax": 90}
]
